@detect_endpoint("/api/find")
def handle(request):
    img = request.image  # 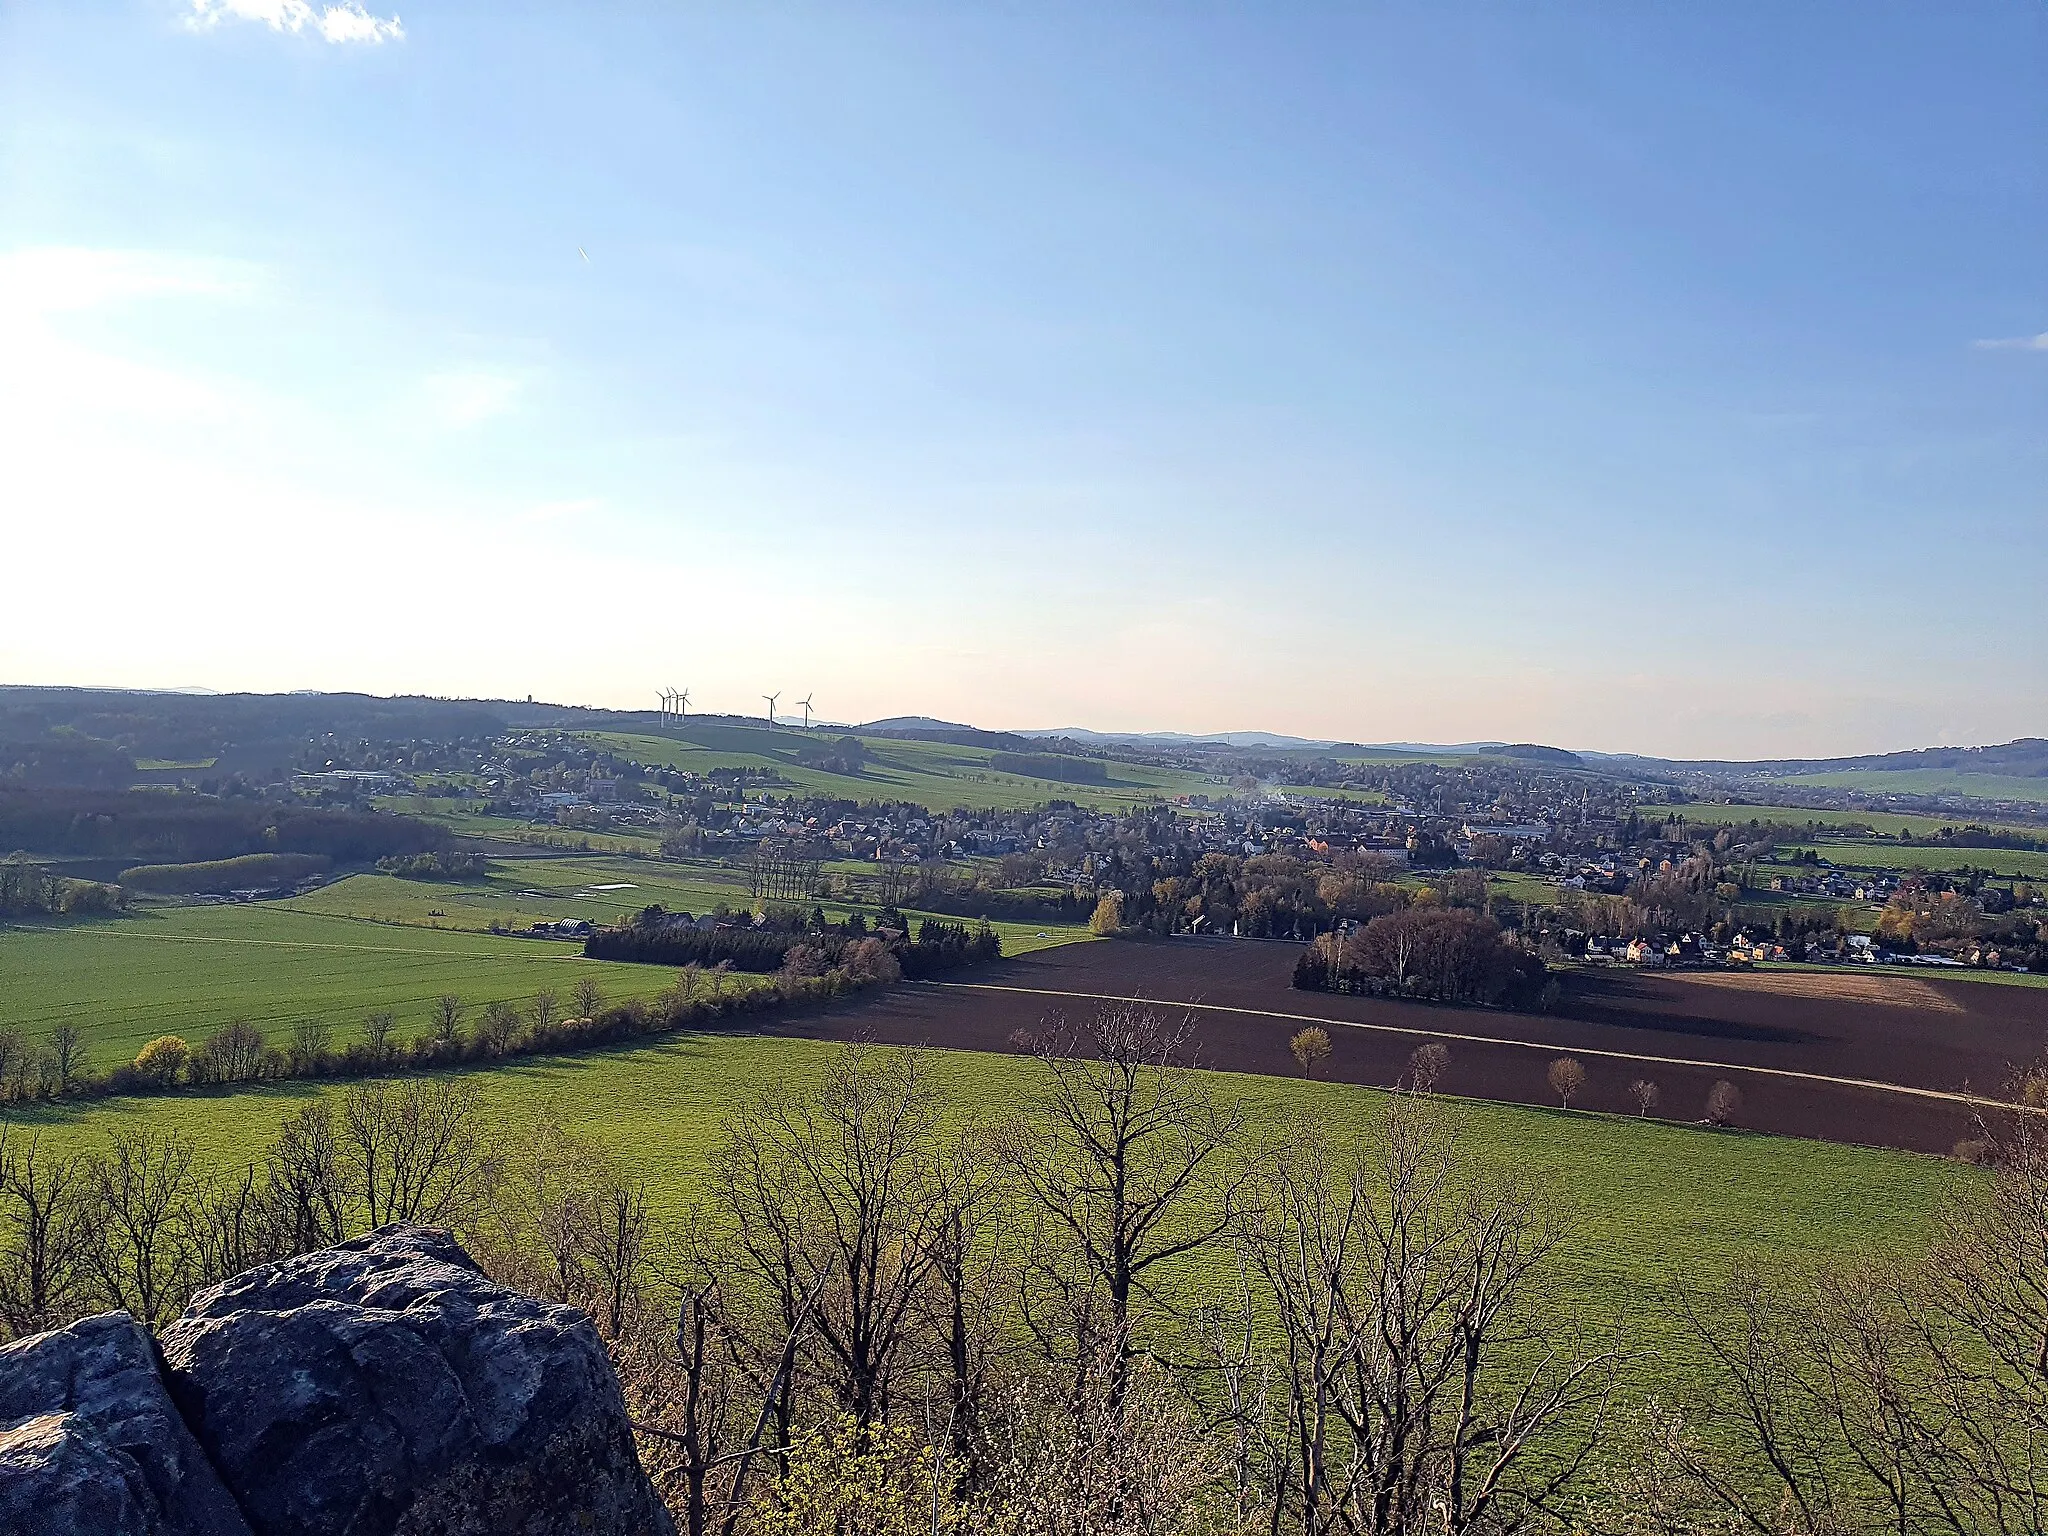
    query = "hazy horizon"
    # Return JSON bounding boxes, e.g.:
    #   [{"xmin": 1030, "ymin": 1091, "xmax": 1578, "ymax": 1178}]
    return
[{"xmin": 3, "ymin": 3, "xmax": 2042, "ymax": 758}]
